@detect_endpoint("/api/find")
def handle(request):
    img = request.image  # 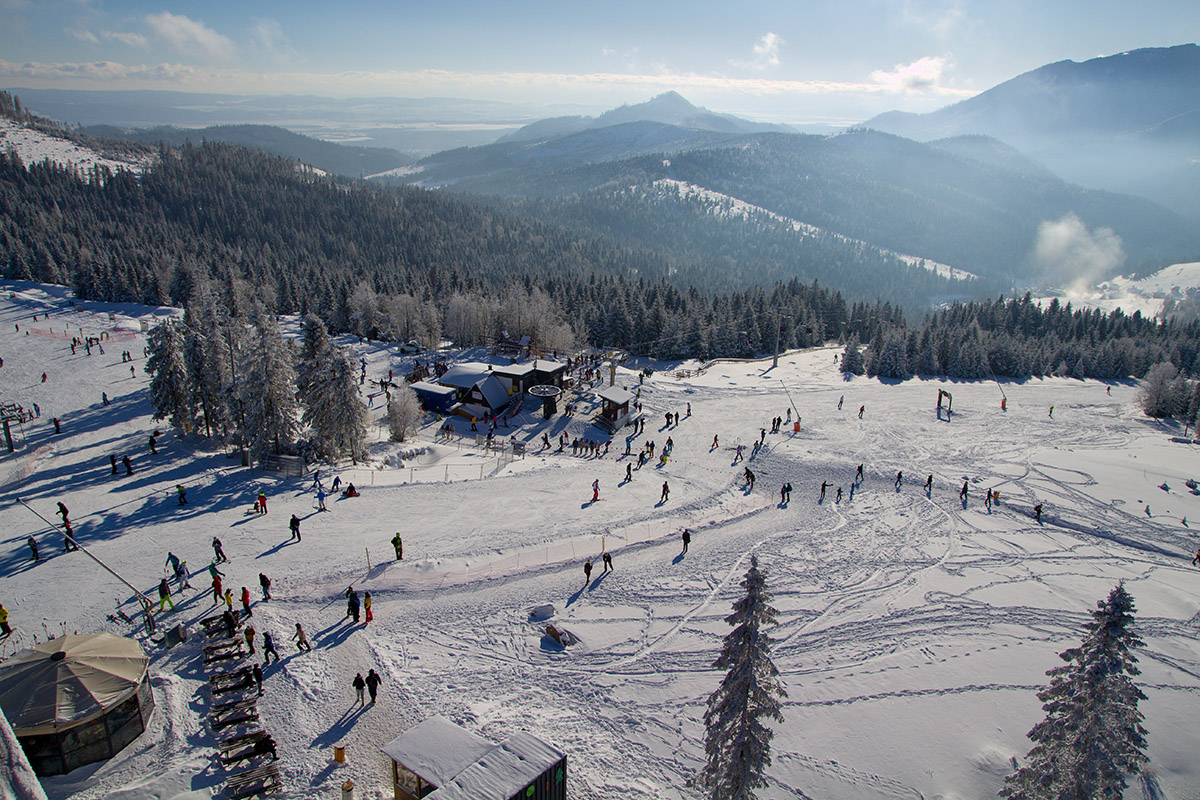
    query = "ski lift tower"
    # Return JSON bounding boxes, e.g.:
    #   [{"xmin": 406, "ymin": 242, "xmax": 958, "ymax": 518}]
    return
[{"xmin": 0, "ymin": 402, "xmax": 34, "ymax": 452}]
